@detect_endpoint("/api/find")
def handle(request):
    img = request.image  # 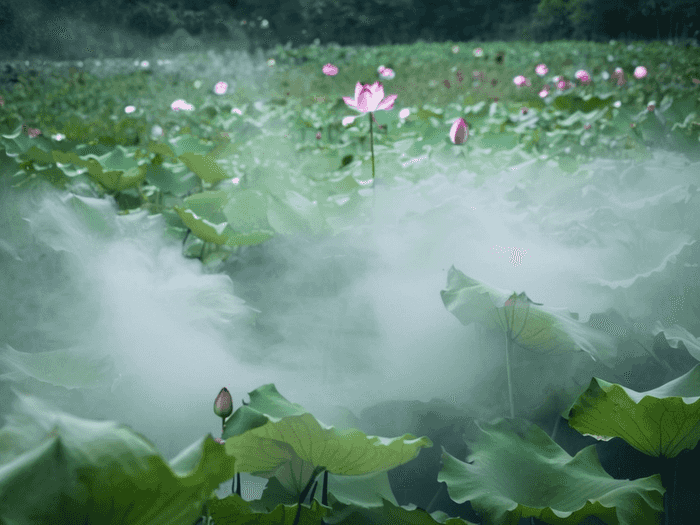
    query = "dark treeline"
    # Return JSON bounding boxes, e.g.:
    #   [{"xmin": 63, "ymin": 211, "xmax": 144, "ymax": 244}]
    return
[{"xmin": 0, "ymin": 0, "xmax": 698, "ymax": 60}]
